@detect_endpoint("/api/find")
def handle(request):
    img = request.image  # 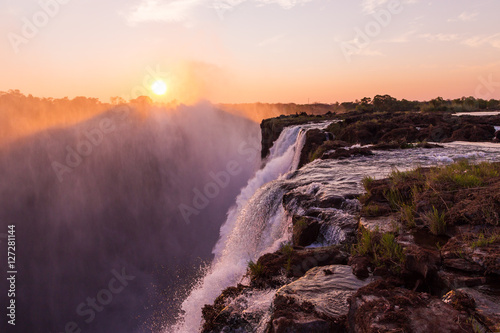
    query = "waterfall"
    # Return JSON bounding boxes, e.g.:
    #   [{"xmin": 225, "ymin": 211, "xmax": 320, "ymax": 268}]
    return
[{"xmin": 171, "ymin": 122, "xmax": 329, "ymax": 333}]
